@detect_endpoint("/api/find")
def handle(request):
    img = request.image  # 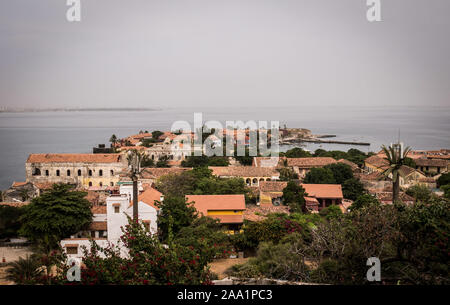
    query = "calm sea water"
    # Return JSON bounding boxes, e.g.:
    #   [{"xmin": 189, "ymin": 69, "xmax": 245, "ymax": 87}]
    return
[{"xmin": 0, "ymin": 105, "xmax": 449, "ymax": 190}]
